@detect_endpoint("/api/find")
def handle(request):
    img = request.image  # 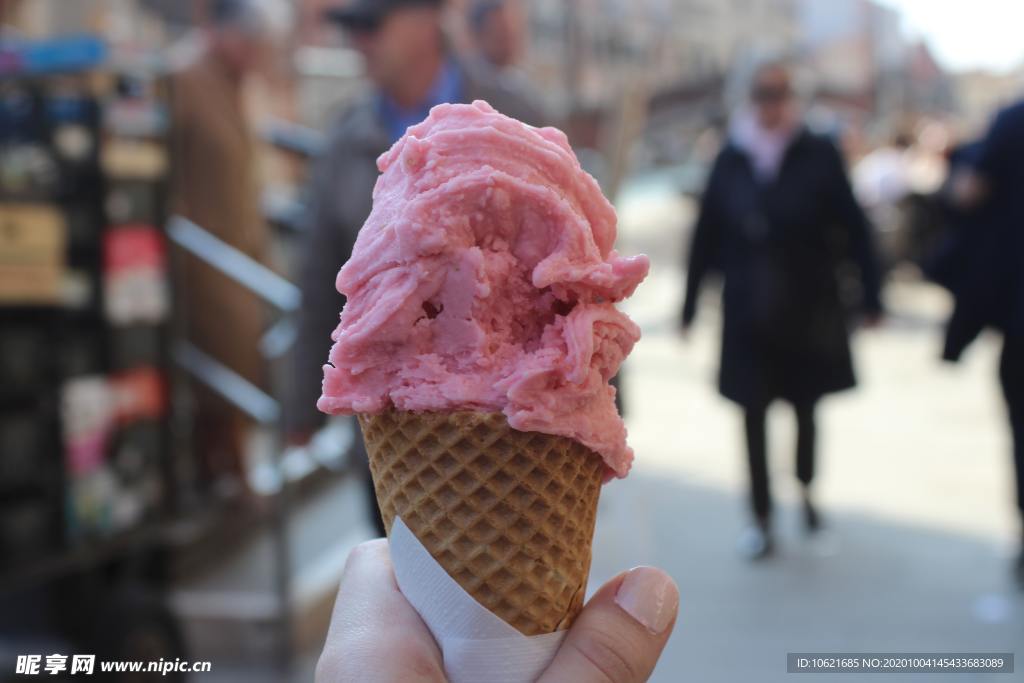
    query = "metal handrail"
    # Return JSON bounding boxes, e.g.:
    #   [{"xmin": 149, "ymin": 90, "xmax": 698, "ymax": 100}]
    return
[
  {"xmin": 261, "ymin": 119, "xmax": 328, "ymax": 159},
  {"xmin": 166, "ymin": 213, "xmax": 302, "ymax": 672},
  {"xmin": 167, "ymin": 215, "xmax": 301, "ymax": 313},
  {"xmin": 171, "ymin": 341, "xmax": 280, "ymax": 424}
]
